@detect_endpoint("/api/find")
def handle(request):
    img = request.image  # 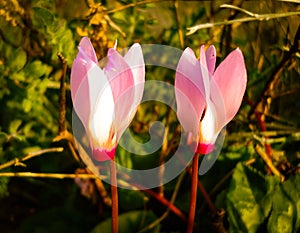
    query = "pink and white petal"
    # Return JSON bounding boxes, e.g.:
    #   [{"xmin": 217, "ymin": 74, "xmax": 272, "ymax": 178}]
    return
[
  {"xmin": 199, "ymin": 45, "xmax": 211, "ymax": 99},
  {"xmin": 211, "ymin": 48, "xmax": 247, "ymax": 131},
  {"xmin": 175, "ymin": 47, "xmax": 206, "ymax": 135},
  {"xmin": 86, "ymin": 64, "xmax": 112, "ymax": 119},
  {"xmin": 105, "ymin": 48, "xmax": 136, "ymax": 138},
  {"xmin": 71, "ymin": 70, "xmax": 90, "ymax": 128},
  {"xmin": 175, "ymin": 86, "xmax": 201, "ymax": 136},
  {"xmin": 88, "ymin": 86, "xmax": 115, "ymax": 149},
  {"xmin": 124, "ymin": 43, "xmax": 145, "ymax": 121},
  {"xmin": 71, "ymin": 46, "xmax": 100, "ymax": 127},
  {"xmin": 209, "ymin": 78, "xmax": 226, "ymax": 133},
  {"xmin": 205, "ymin": 45, "xmax": 216, "ymax": 75},
  {"xmin": 78, "ymin": 37, "xmax": 98, "ymax": 63},
  {"xmin": 124, "ymin": 43, "xmax": 145, "ymax": 86},
  {"xmin": 87, "ymin": 71, "xmax": 116, "ymax": 160},
  {"xmin": 71, "ymin": 40, "xmax": 99, "ymax": 101},
  {"xmin": 113, "ymin": 84, "xmax": 138, "ymax": 141},
  {"xmin": 198, "ymin": 101, "xmax": 218, "ymax": 144},
  {"xmin": 105, "ymin": 48, "xmax": 135, "ymax": 104}
]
